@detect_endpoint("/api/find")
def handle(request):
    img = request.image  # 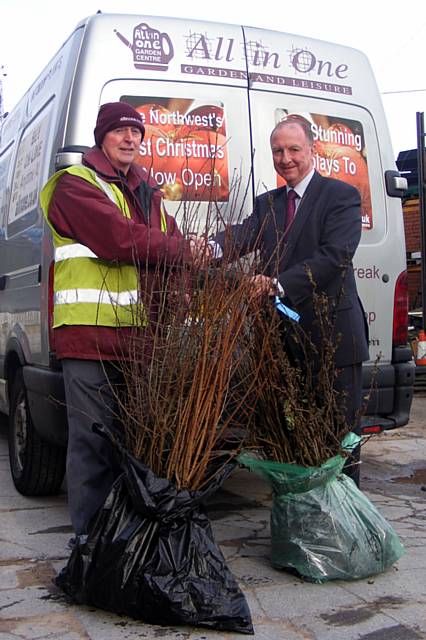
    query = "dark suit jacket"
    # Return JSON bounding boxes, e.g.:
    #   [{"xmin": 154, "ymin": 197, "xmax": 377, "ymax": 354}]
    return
[{"xmin": 215, "ymin": 171, "xmax": 369, "ymax": 367}]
